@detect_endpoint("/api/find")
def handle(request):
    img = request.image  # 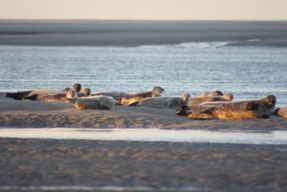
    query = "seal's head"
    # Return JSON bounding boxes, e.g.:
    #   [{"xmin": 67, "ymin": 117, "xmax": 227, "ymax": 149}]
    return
[
  {"xmin": 82, "ymin": 88, "xmax": 91, "ymax": 96},
  {"xmin": 66, "ymin": 90, "xmax": 77, "ymax": 98},
  {"xmin": 62, "ymin": 87, "xmax": 70, "ymax": 91},
  {"xmin": 263, "ymin": 95, "xmax": 276, "ymax": 109},
  {"xmin": 181, "ymin": 93, "xmax": 191, "ymax": 104},
  {"xmin": 152, "ymin": 86, "xmax": 165, "ymax": 97},
  {"xmin": 72, "ymin": 83, "xmax": 82, "ymax": 92},
  {"xmin": 213, "ymin": 90, "xmax": 223, "ymax": 96},
  {"xmin": 223, "ymin": 93, "xmax": 234, "ymax": 101}
]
